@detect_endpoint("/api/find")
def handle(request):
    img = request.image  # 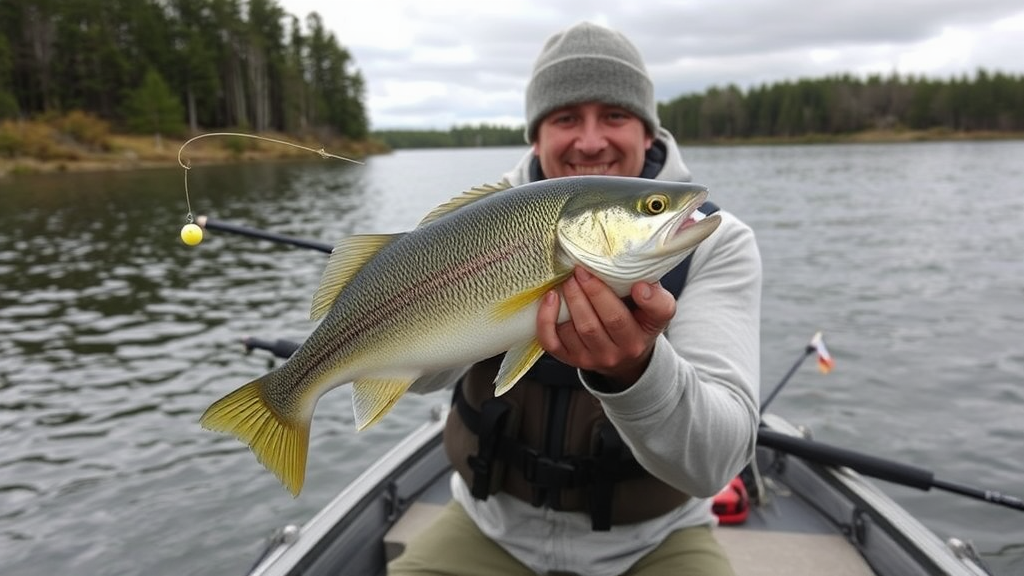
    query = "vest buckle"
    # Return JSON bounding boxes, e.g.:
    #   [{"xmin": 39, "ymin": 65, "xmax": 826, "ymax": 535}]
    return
[{"xmin": 521, "ymin": 449, "xmax": 578, "ymax": 489}]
